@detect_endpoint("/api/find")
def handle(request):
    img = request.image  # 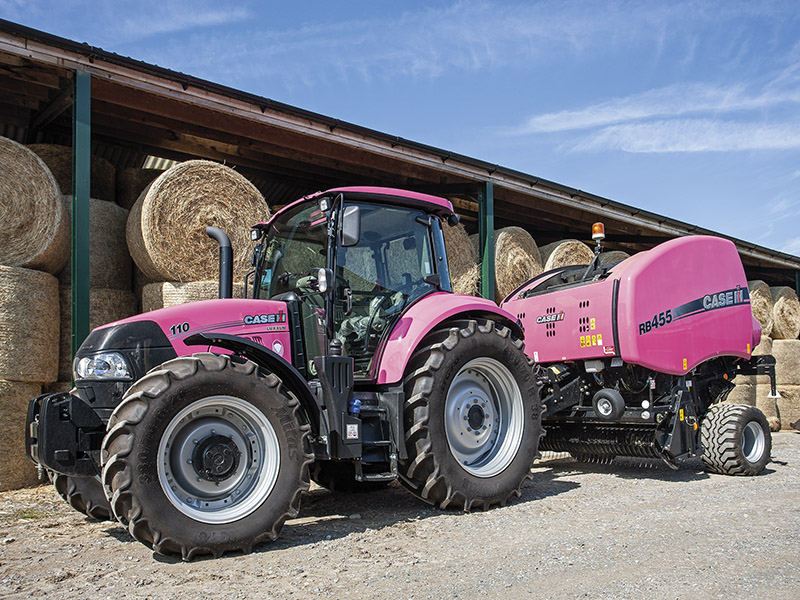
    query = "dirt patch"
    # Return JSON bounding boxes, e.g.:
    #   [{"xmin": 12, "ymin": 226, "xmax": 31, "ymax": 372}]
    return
[{"xmin": 2, "ymin": 433, "xmax": 799, "ymax": 599}]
